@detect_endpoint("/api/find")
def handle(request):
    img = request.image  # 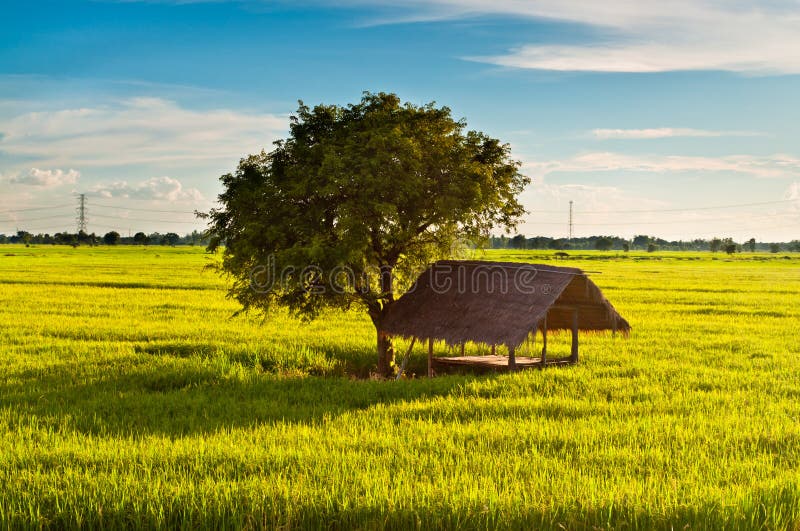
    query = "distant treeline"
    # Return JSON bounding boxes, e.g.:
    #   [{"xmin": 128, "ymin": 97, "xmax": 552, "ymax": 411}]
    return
[
  {"xmin": 490, "ymin": 234, "xmax": 800, "ymax": 253},
  {"xmin": 0, "ymin": 230, "xmax": 208, "ymax": 247},
  {"xmin": 3, "ymin": 230, "xmax": 799, "ymax": 253}
]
